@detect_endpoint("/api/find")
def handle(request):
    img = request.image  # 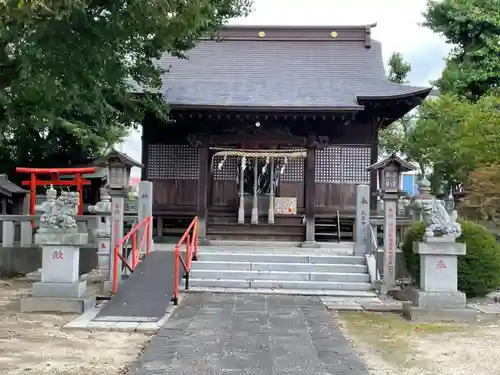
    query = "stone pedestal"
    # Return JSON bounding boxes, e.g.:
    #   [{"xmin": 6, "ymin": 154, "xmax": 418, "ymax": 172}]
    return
[
  {"xmin": 21, "ymin": 231, "xmax": 95, "ymax": 313},
  {"xmin": 403, "ymin": 237, "xmax": 476, "ymax": 322}
]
